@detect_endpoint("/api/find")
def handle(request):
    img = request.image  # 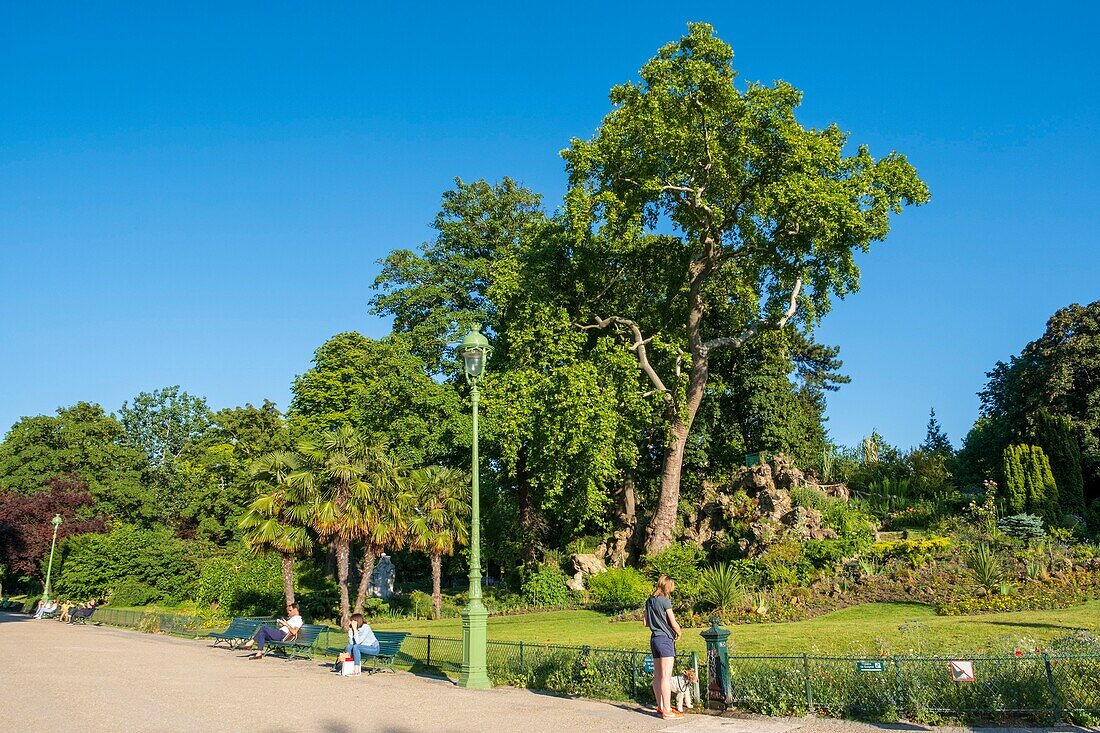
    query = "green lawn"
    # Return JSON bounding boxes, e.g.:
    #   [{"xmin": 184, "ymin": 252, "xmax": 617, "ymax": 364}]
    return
[{"xmin": 371, "ymin": 601, "xmax": 1100, "ymax": 656}]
